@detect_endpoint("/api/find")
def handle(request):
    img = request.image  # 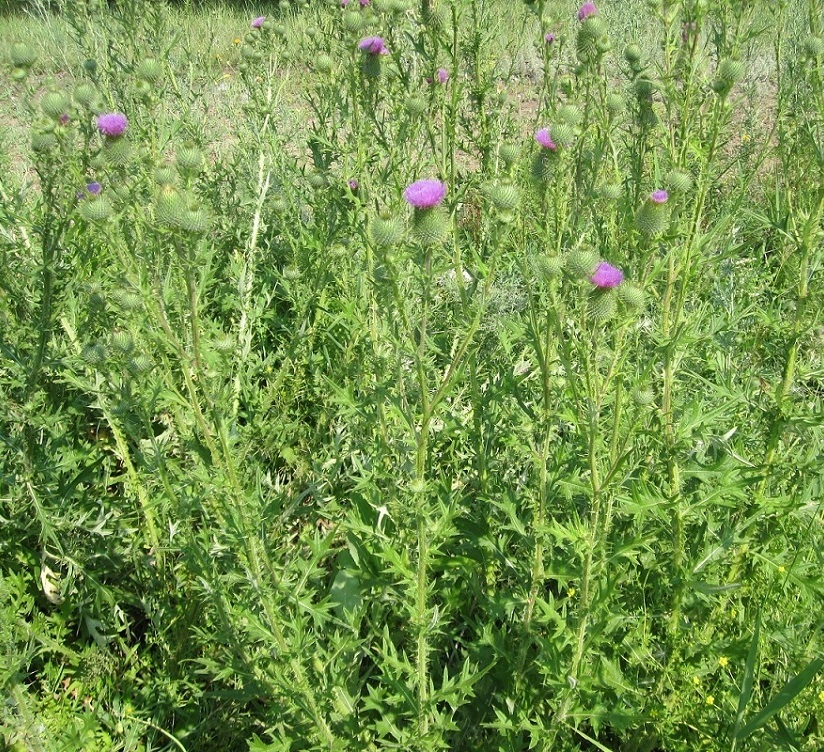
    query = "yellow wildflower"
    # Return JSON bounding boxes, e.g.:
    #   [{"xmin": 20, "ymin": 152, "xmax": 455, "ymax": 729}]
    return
[
  {"xmin": 719, "ymin": 656, "xmax": 729, "ymax": 668},
  {"xmin": 706, "ymin": 696, "xmax": 715, "ymax": 706}
]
